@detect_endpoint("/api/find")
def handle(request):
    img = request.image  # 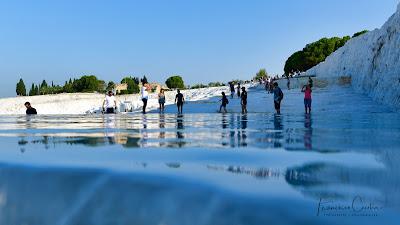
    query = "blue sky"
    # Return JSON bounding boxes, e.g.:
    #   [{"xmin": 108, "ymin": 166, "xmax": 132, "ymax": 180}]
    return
[{"xmin": 0, "ymin": 0, "xmax": 398, "ymax": 97}]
